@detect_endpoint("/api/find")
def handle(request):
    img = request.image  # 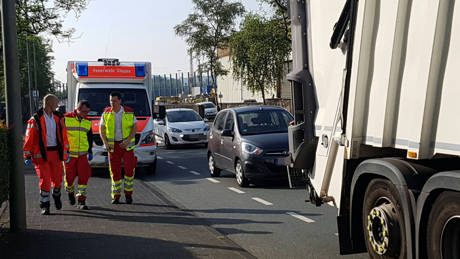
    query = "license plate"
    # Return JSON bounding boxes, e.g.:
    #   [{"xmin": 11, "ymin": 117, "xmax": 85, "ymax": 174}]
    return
[{"xmin": 266, "ymin": 157, "xmax": 290, "ymax": 166}]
